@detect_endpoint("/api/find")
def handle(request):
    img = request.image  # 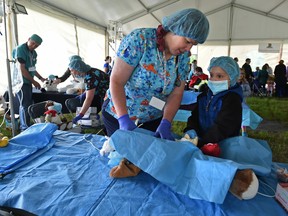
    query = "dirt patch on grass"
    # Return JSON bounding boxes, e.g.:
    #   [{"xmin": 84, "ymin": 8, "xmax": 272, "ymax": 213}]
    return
[{"xmin": 254, "ymin": 119, "xmax": 288, "ymax": 132}]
